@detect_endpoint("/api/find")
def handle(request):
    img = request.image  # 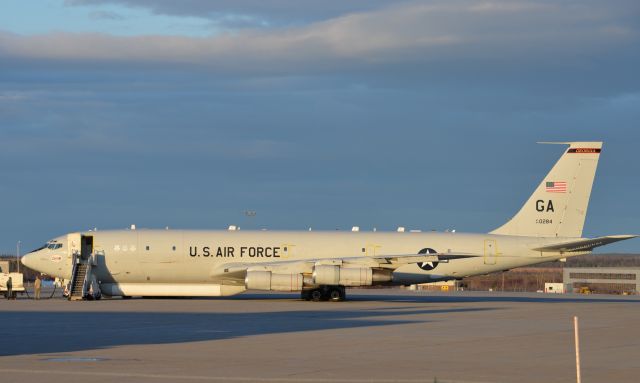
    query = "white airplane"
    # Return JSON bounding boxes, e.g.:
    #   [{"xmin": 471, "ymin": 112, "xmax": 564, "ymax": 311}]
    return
[{"xmin": 21, "ymin": 142, "xmax": 636, "ymax": 301}]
